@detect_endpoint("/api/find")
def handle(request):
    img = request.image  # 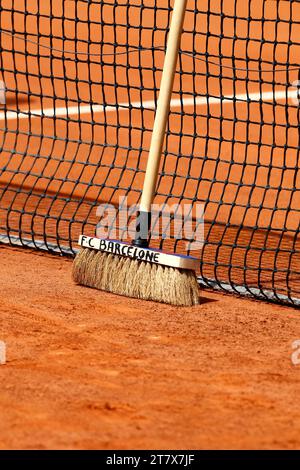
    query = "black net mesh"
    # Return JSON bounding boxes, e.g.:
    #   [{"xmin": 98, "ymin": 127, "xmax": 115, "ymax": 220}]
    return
[{"xmin": 0, "ymin": 0, "xmax": 299, "ymax": 305}]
